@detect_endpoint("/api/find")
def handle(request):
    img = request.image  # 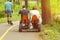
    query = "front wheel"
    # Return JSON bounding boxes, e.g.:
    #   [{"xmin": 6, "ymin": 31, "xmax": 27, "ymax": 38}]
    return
[{"xmin": 19, "ymin": 24, "xmax": 22, "ymax": 32}]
